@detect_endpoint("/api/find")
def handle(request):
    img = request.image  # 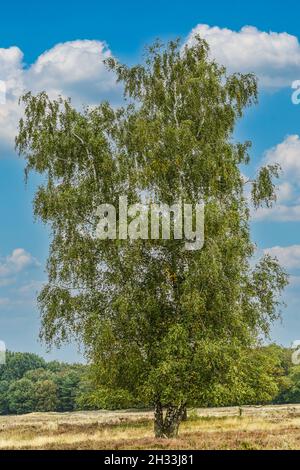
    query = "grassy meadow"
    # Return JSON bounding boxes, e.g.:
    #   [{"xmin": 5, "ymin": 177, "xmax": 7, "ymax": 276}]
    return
[{"xmin": 0, "ymin": 404, "xmax": 299, "ymax": 450}]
